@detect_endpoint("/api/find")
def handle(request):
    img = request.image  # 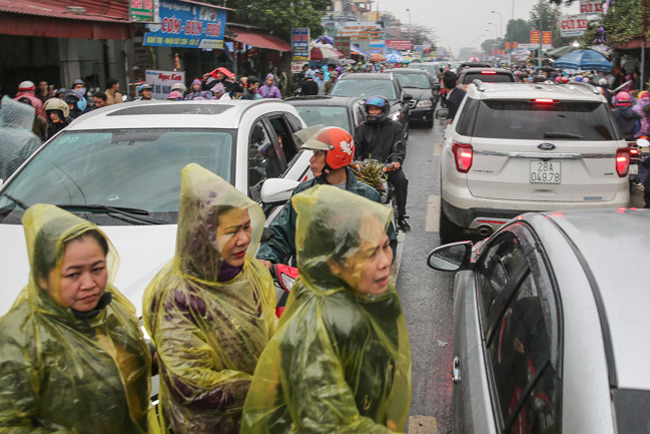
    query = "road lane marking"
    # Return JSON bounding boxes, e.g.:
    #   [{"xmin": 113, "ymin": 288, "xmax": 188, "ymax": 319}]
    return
[
  {"xmin": 433, "ymin": 142, "xmax": 442, "ymax": 157},
  {"xmin": 408, "ymin": 415, "xmax": 438, "ymax": 434},
  {"xmin": 426, "ymin": 195, "xmax": 440, "ymax": 233}
]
